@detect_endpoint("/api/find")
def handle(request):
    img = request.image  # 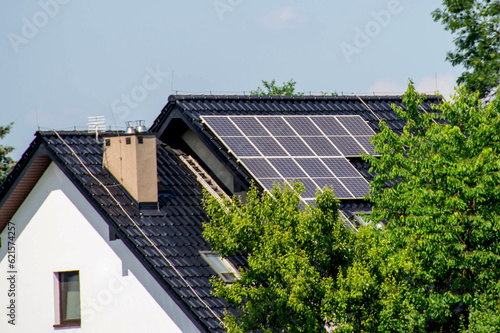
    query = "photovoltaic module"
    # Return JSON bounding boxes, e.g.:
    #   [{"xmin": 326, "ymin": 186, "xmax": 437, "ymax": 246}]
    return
[{"xmin": 201, "ymin": 115, "xmax": 375, "ymax": 204}]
